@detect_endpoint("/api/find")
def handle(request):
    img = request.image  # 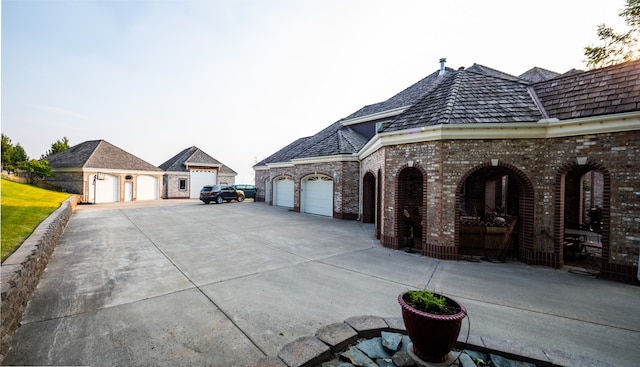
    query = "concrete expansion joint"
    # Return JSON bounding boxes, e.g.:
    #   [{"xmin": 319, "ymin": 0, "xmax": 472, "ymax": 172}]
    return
[{"xmin": 249, "ymin": 315, "xmax": 612, "ymax": 367}]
